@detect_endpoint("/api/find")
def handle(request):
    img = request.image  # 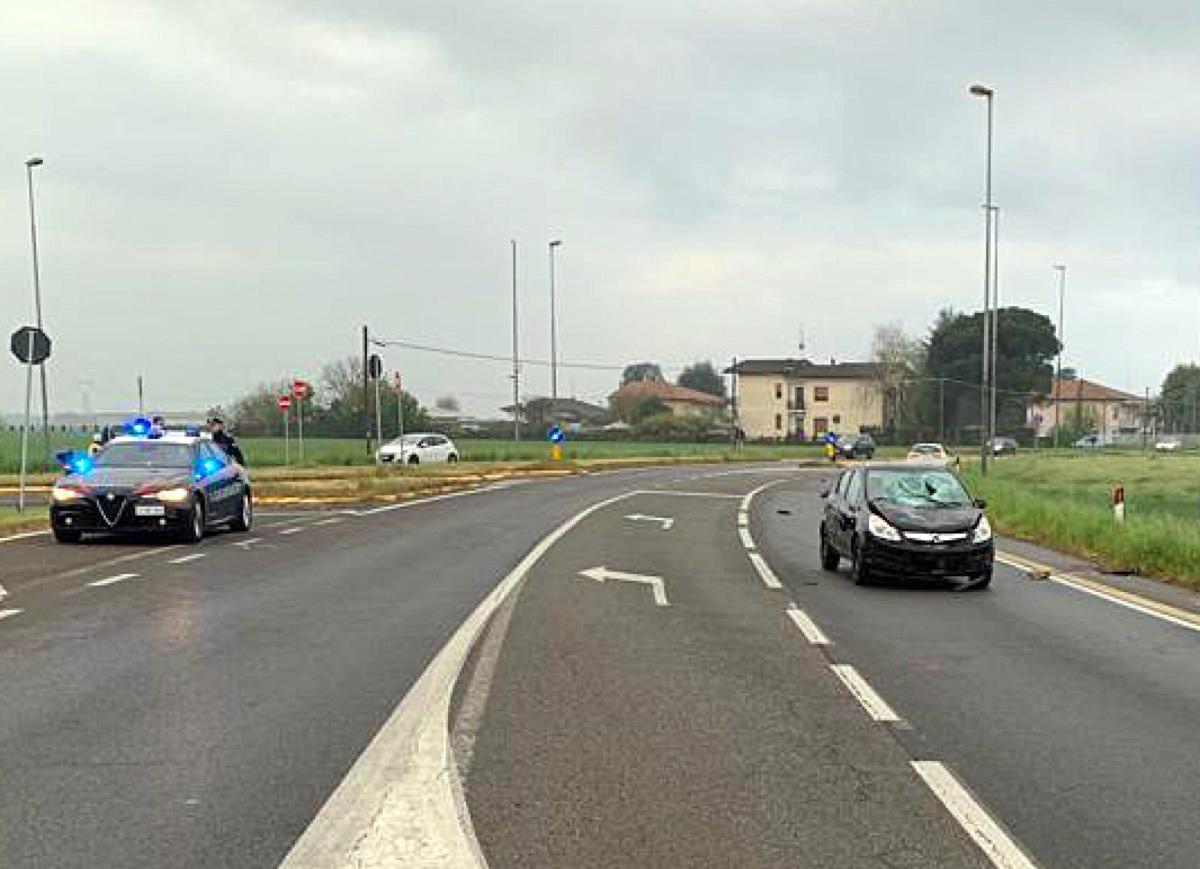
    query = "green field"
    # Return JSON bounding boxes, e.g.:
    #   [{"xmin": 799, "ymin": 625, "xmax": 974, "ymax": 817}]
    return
[{"xmin": 961, "ymin": 451, "xmax": 1200, "ymax": 583}]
